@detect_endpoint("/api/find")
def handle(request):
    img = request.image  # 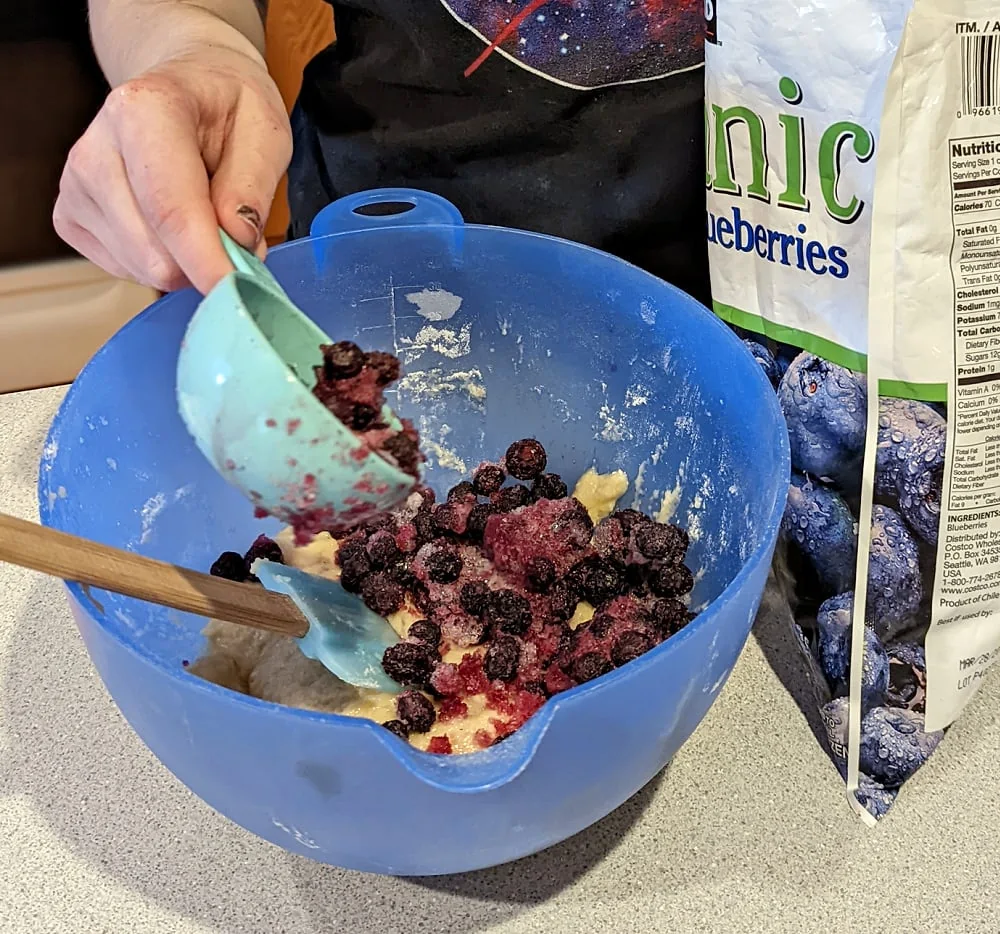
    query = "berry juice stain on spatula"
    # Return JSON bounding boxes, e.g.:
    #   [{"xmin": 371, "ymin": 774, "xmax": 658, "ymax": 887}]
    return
[{"xmin": 176, "ymin": 229, "xmax": 424, "ymax": 543}]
